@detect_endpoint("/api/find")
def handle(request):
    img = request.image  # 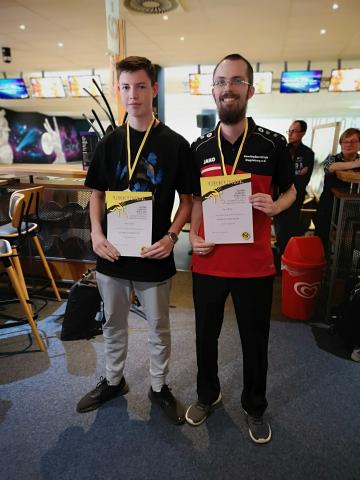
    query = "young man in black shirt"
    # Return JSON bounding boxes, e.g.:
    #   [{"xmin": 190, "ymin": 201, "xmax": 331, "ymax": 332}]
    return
[{"xmin": 76, "ymin": 56, "xmax": 193, "ymax": 424}]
